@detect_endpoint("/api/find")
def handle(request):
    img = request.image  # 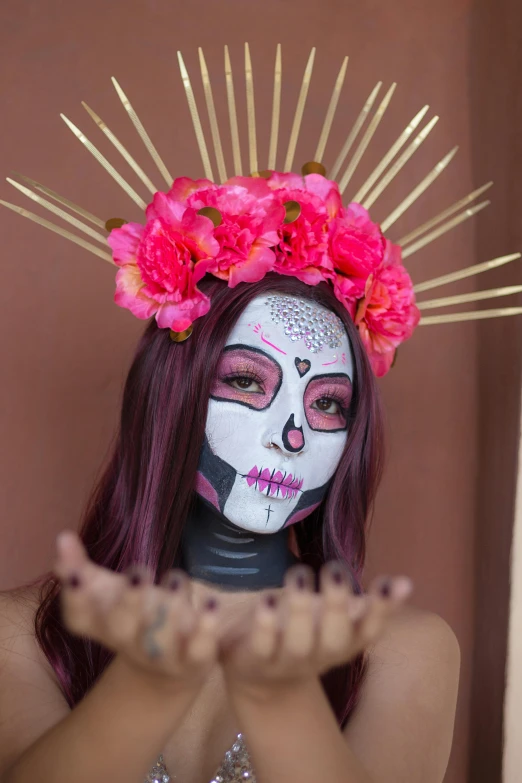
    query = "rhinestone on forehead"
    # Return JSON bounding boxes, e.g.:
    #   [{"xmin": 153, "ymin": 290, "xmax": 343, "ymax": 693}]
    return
[{"xmin": 265, "ymin": 295, "xmax": 345, "ymax": 353}]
